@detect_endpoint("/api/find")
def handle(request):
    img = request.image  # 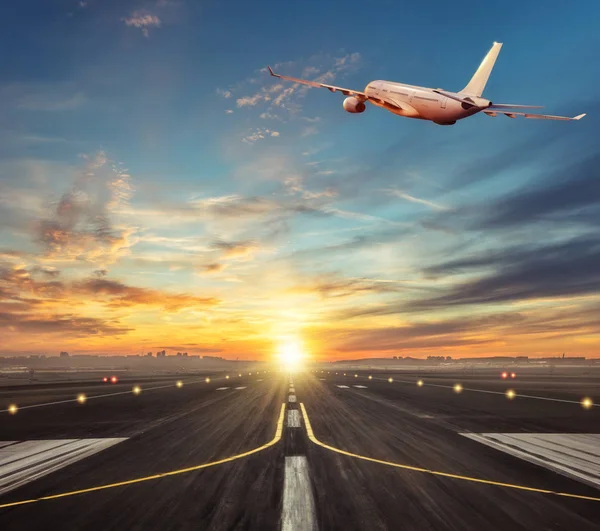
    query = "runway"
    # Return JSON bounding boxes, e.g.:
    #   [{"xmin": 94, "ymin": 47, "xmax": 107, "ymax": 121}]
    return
[{"xmin": 0, "ymin": 369, "xmax": 599, "ymax": 530}]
